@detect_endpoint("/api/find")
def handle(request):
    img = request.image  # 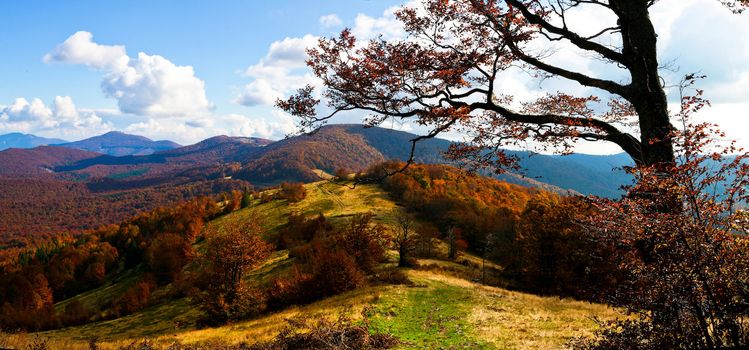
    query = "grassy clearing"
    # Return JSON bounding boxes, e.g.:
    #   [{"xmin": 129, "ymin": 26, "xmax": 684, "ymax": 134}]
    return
[
  {"xmin": 369, "ymin": 275, "xmax": 491, "ymax": 349},
  {"xmin": 32, "ymin": 269, "xmax": 619, "ymax": 349},
  {"xmin": 368, "ymin": 270, "xmax": 619, "ymax": 350},
  {"xmin": 210, "ymin": 181, "xmax": 402, "ymax": 238}
]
